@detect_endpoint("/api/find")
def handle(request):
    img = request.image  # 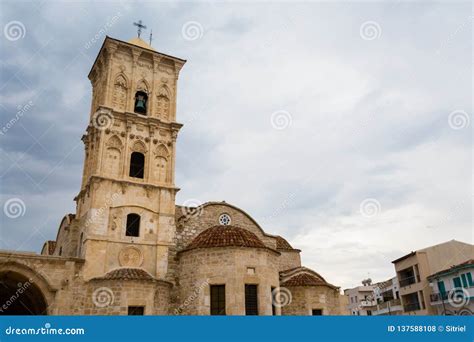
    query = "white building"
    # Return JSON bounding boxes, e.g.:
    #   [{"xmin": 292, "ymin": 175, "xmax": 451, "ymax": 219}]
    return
[
  {"xmin": 344, "ymin": 281, "xmax": 377, "ymax": 316},
  {"xmin": 372, "ymin": 277, "xmax": 403, "ymax": 315},
  {"xmin": 427, "ymin": 259, "xmax": 474, "ymax": 315}
]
